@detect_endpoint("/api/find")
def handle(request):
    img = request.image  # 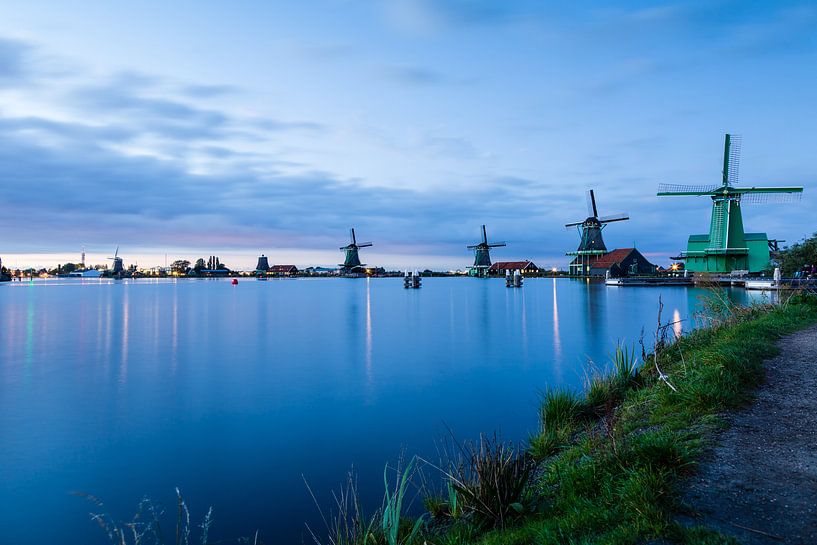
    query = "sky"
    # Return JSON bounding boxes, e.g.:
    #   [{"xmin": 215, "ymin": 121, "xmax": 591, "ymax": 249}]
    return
[{"xmin": 0, "ymin": 0, "xmax": 815, "ymax": 270}]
